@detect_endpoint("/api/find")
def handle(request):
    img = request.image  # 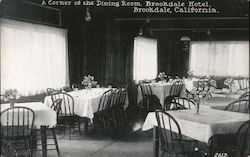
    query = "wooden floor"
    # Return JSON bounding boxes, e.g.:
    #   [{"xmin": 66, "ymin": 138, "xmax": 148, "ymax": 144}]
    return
[{"xmin": 34, "ymin": 111, "xmax": 152, "ymax": 157}]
